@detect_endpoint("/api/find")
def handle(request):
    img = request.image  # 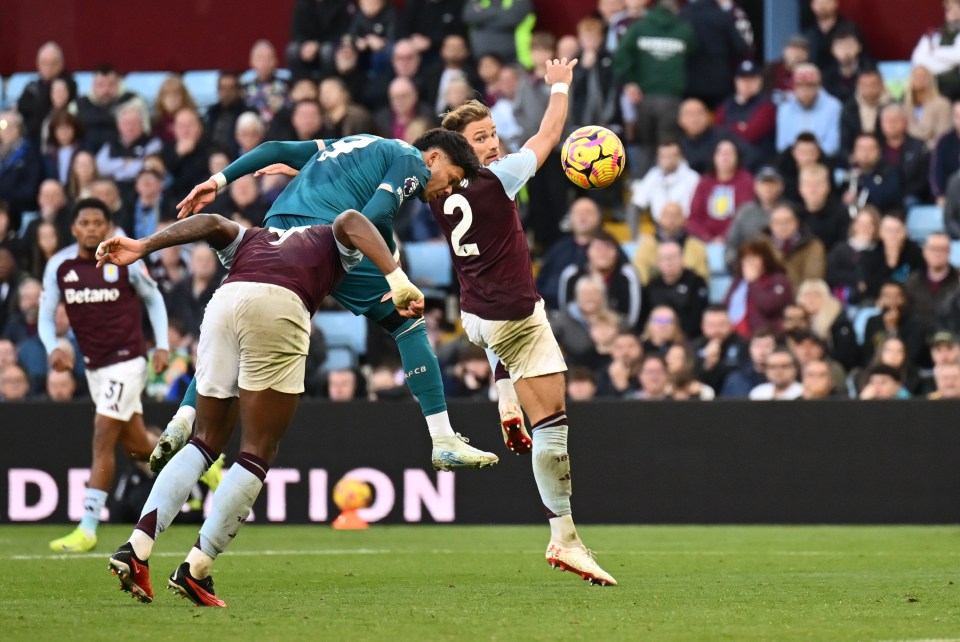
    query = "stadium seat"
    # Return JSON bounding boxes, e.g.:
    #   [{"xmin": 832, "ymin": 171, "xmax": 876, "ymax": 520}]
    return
[
  {"xmin": 405, "ymin": 242, "xmax": 453, "ymax": 289},
  {"xmin": 852, "ymin": 306, "xmax": 880, "ymax": 345},
  {"xmin": 951, "ymin": 240, "xmax": 960, "ymax": 268},
  {"xmin": 3, "ymin": 72, "xmax": 38, "ymax": 109},
  {"xmin": 123, "ymin": 71, "xmax": 172, "ymax": 107},
  {"xmin": 905, "ymin": 204, "xmax": 944, "ymax": 242},
  {"xmin": 73, "ymin": 71, "xmax": 94, "ymax": 99},
  {"xmin": 620, "ymin": 241, "xmax": 637, "ymax": 261},
  {"xmin": 877, "ymin": 60, "xmax": 912, "ymax": 100},
  {"xmin": 182, "ymin": 70, "xmax": 220, "ymax": 109},
  {"xmin": 709, "ymin": 275, "xmax": 732, "ymax": 304},
  {"xmin": 313, "ymin": 310, "xmax": 367, "ymax": 371},
  {"xmin": 706, "ymin": 241, "xmax": 726, "ymax": 275}
]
